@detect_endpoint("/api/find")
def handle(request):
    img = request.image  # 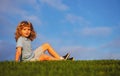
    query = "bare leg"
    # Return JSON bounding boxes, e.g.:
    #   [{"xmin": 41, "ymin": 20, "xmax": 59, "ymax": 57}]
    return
[
  {"xmin": 41, "ymin": 43, "xmax": 61, "ymax": 59},
  {"xmin": 39, "ymin": 54, "xmax": 59, "ymax": 61}
]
